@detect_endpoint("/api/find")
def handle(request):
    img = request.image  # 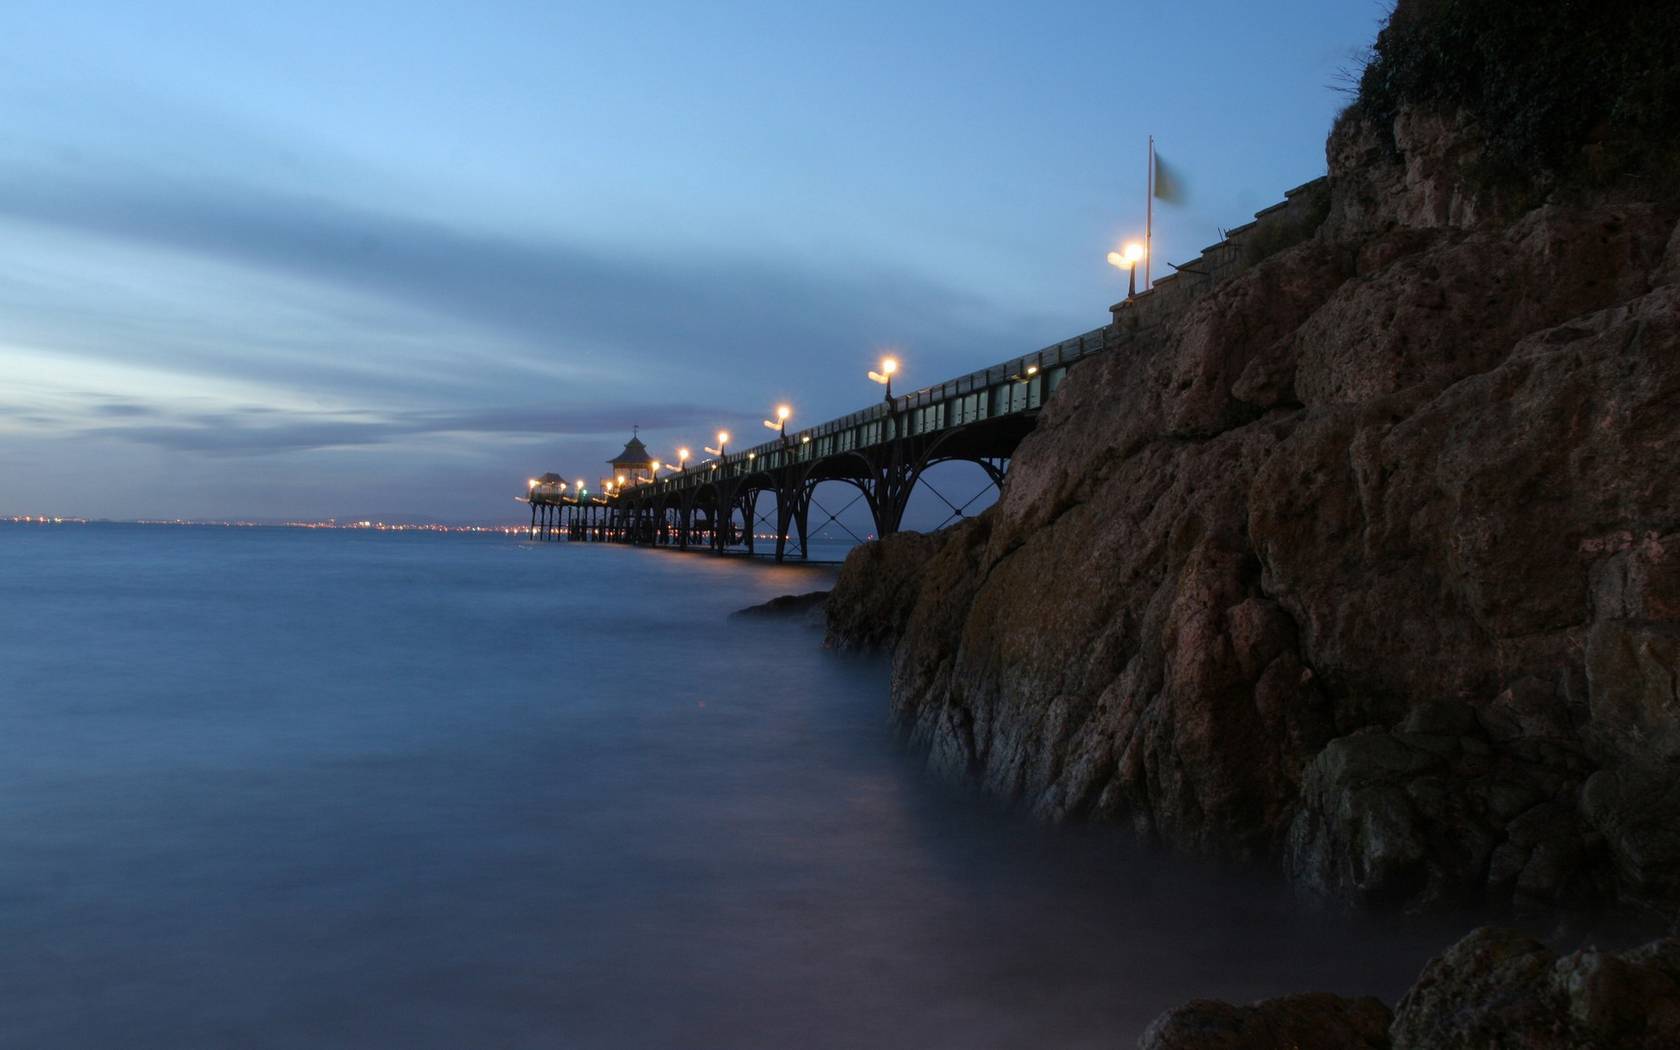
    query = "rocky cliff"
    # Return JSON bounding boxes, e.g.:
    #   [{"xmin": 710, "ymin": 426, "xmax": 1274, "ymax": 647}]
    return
[{"xmin": 826, "ymin": 0, "xmax": 1680, "ymax": 917}]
